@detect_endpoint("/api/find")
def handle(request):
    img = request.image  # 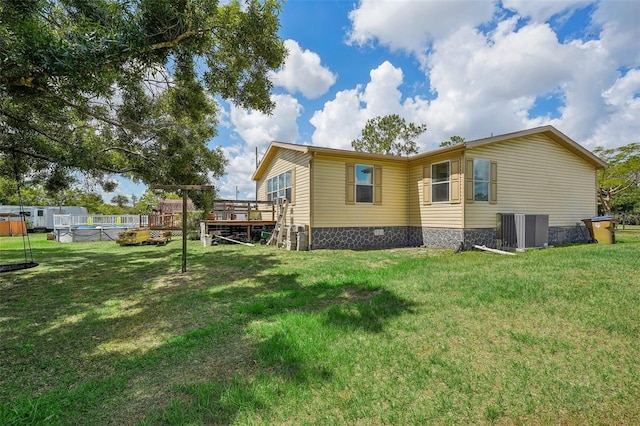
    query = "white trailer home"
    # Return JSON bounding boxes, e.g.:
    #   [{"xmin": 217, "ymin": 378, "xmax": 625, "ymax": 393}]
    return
[{"xmin": 0, "ymin": 205, "xmax": 88, "ymax": 231}]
